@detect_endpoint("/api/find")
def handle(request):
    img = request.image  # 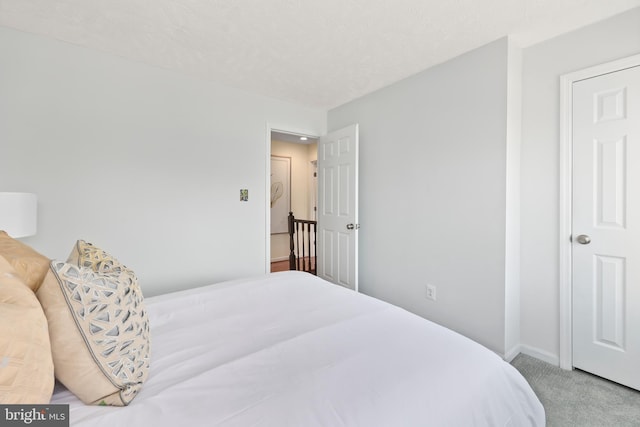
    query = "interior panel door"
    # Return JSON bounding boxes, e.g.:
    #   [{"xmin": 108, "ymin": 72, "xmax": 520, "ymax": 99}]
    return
[
  {"xmin": 572, "ymin": 65, "xmax": 640, "ymax": 390},
  {"xmin": 317, "ymin": 124, "xmax": 359, "ymax": 291}
]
